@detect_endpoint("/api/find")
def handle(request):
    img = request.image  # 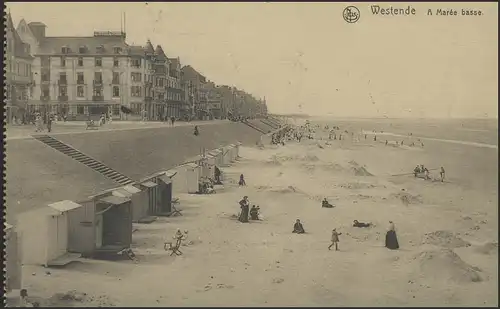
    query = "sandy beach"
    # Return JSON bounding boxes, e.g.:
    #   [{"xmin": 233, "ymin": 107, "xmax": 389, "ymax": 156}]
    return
[{"xmin": 10, "ymin": 118, "xmax": 498, "ymax": 307}]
